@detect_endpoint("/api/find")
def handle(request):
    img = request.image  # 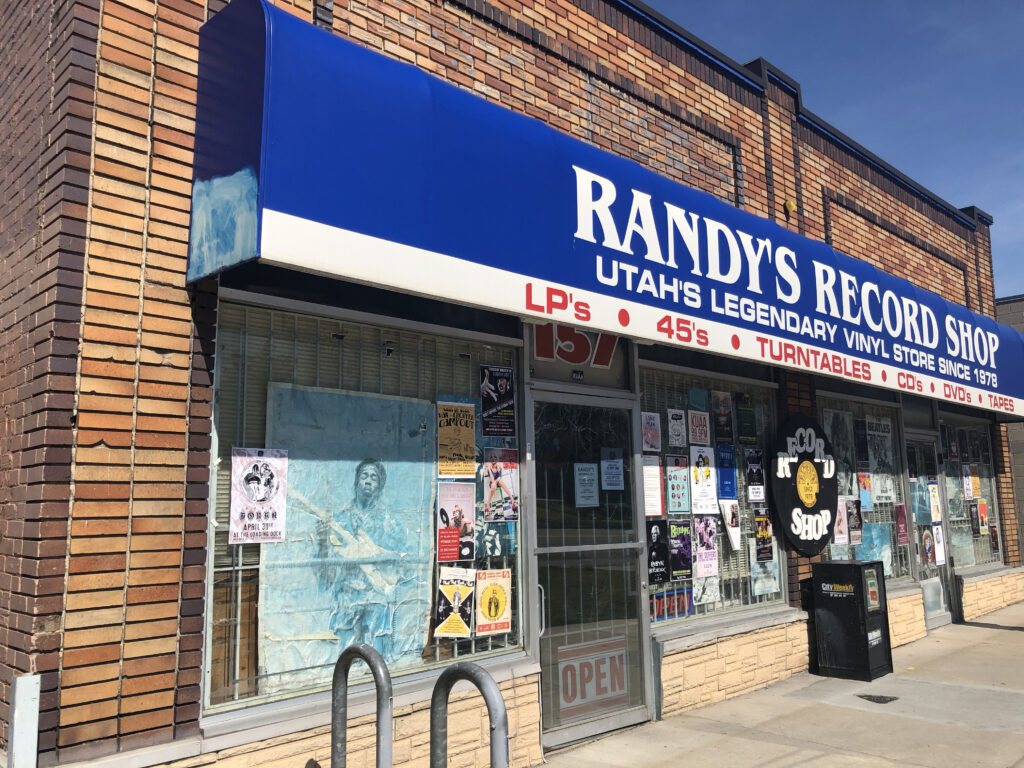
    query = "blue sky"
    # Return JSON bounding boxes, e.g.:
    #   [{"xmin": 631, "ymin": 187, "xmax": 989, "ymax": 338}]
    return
[{"xmin": 641, "ymin": 1, "xmax": 1024, "ymax": 299}]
